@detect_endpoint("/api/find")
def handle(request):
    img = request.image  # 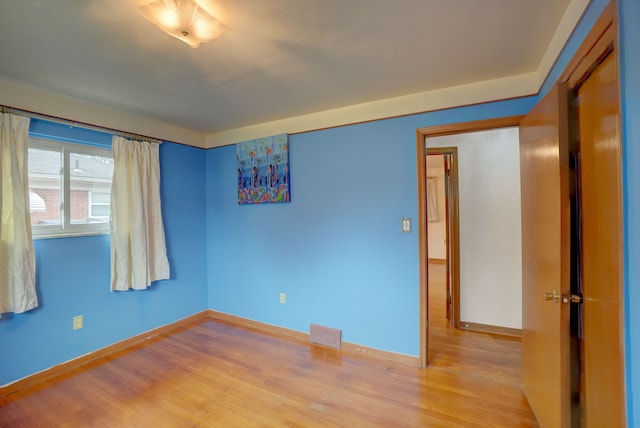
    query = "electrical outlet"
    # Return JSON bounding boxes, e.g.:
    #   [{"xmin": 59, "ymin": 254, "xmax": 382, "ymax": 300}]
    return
[
  {"xmin": 279, "ymin": 292, "xmax": 286, "ymax": 304},
  {"xmin": 73, "ymin": 315, "xmax": 83, "ymax": 330}
]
